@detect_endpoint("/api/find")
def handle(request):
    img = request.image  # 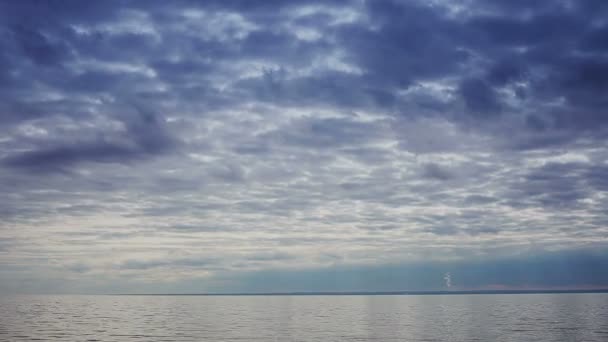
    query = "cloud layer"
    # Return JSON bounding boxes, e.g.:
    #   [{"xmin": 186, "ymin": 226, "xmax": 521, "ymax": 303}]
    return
[{"xmin": 1, "ymin": 0, "xmax": 607, "ymax": 293}]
